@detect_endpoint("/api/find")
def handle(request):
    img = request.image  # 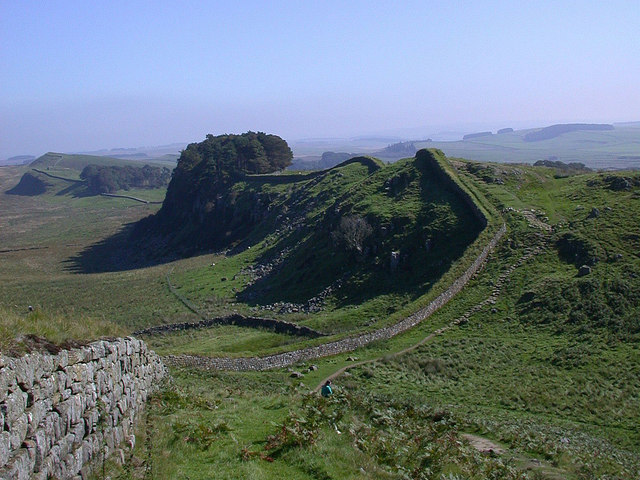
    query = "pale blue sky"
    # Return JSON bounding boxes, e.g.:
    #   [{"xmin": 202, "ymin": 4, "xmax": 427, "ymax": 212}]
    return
[{"xmin": 1, "ymin": 0, "xmax": 639, "ymax": 157}]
